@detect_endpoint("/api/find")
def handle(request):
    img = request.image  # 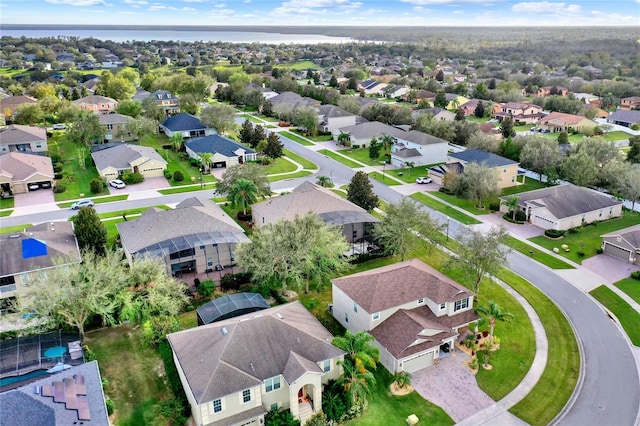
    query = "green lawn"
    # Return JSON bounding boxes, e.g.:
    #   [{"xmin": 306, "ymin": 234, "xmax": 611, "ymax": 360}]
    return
[
  {"xmin": 157, "ymin": 183, "xmax": 216, "ymax": 195},
  {"xmin": 353, "ymin": 368, "xmax": 454, "ymax": 426},
  {"xmin": 501, "ymin": 180, "xmax": 547, "ymax": 196},
  {"xmin": 614, "ymin": 278, "xmax": 640, "ymax": 305},
  {"xmin": 256, "ymin": 114, "xmax": 278, "ymax": 122},
  {"xmin": 268, "ymin": 170, "xmax": 313, "ymax": 182},
  {"xmin": 0, "ymin": 224, "xmax": 32, "ymax": 234},
  {"xmin": 529, "ymin": 211, "xmax": 640, "ymax": 264},
  {"xmin": 503, "ymin": 236, "xmax": 575, "ymax": 269},
  {"xmin": 280, "ymin": 131, "xmax": 314, "ymax": 146},
  {"xmin": 104, "ymin": 218, "xmax": 125, "ymax": 248},
  {"xmin": 335, "ymin": 147, "xmax": 391, "ymax": 167},
  {"xmin": 428, "ymin": 191, "xmax": 492, "ymax": 215},
  {"xmin": 264, "ymin": 157, "xmax": 298, "ymax": 175},
  {"xmin": 239, "ymin": 114, "xmax": 265, "ymax": 124},
  {"xmin": 411, "ymin": 192, "xmax": 482, "ymax": 225},
  {"xmin": 0, "ymin": 210, "xmax": 13, "ymax": 217},
  {"xmin": 386, "ymin": 165, "xmax": 442, "ymax": 184},
  {"xmin": 290, "ymin": 129, "xmax": 333, "ymax": 142},
  {"xmin": 284, "ymin": 149, "xmax": 318, "ymax": 170},
  {"xmin": 504, "ymin": 269, "xmax": 580, "ymax": 426},
  {"xmin": 467, "ymin": 116, "xmax": 490, "ymax": 123},
  {"xmin": 368, "ymin": 171, "xmax": 402, "ymax": 186},
  {"xmin": 589, "ymin": 286, "xmax": 640, "ymax": 346},
  {"xmin": 274, "ymin": 60, "xmax": 320, "ymax": 70},
  {"xmin": 317, "ymin": 149, "xmax": 362, "ymax": 168},
  {"xmin": 0, "ymin": 197, "xmax": 15, "ymax": 209},
  {"xmin": 601, "ymin": 131, "xmax": 632, "ymax": 142}
]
